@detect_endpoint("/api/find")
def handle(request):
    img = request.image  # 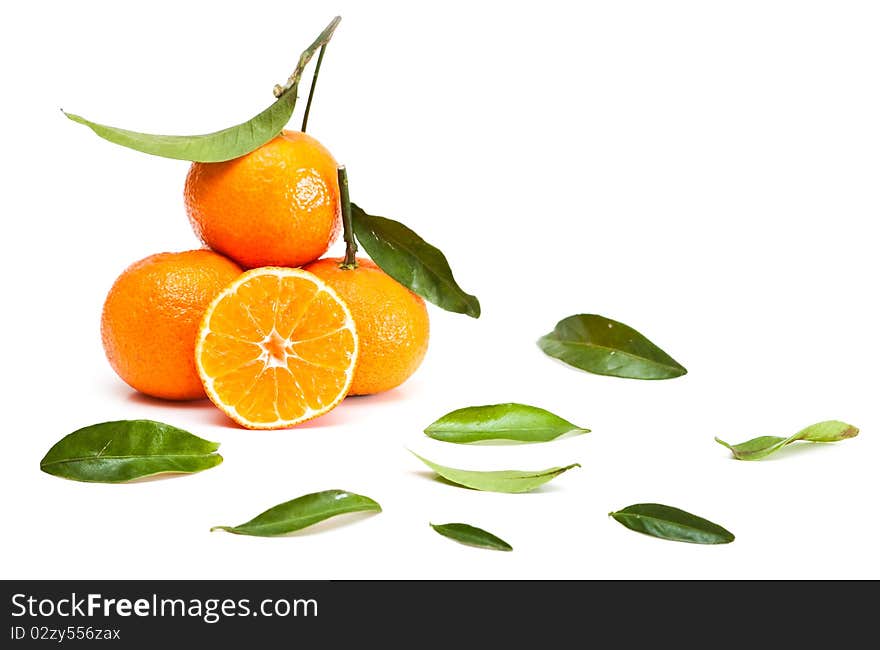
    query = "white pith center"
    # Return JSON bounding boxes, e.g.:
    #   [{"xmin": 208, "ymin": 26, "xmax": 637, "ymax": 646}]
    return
[{"xmin": 261, "ymin": 330, "xmax": 291, "ymax": 368}]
